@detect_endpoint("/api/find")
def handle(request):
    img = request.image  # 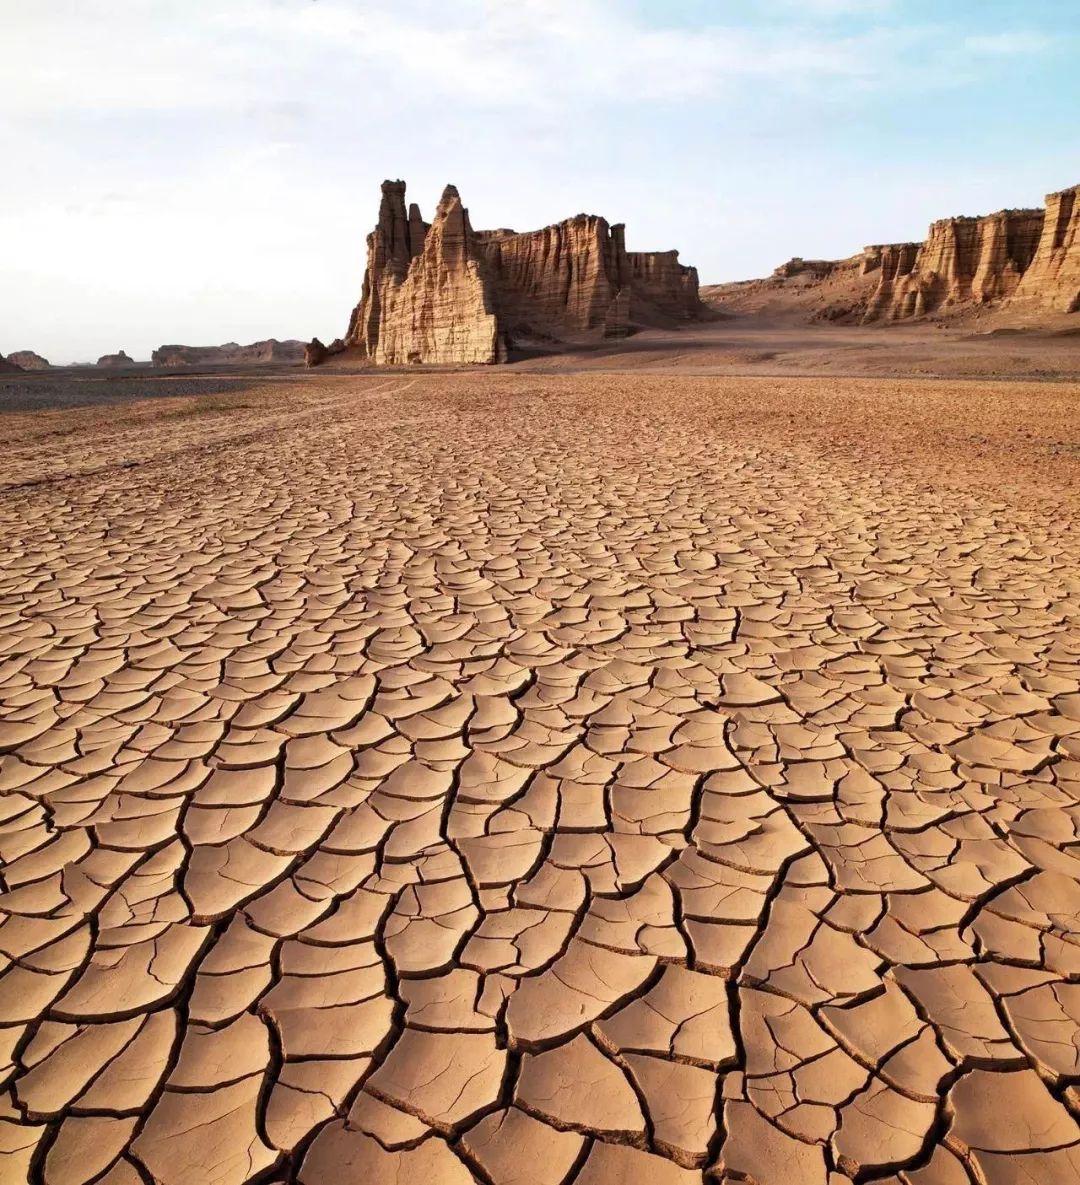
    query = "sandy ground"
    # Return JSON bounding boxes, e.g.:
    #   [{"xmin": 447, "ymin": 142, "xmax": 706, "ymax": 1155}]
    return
[
  {"xmin": 512, "ymin": 314, "xmax": 1080, "ymax": 381},
  {"xmin": 2, "ymin": 363, "xmax": 1080, "ymax": 1185}
]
